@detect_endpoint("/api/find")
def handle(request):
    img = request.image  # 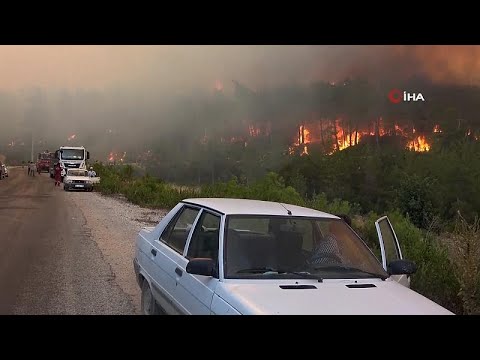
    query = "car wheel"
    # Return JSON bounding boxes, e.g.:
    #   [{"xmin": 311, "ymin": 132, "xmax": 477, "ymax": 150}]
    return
[
  {"xmin": 141, "ymin": 279, "xmax": 161, "ymax": 315},
  {"xmin": 64, "ymin": 185, "xmax": 68, "ymax": 191}
]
